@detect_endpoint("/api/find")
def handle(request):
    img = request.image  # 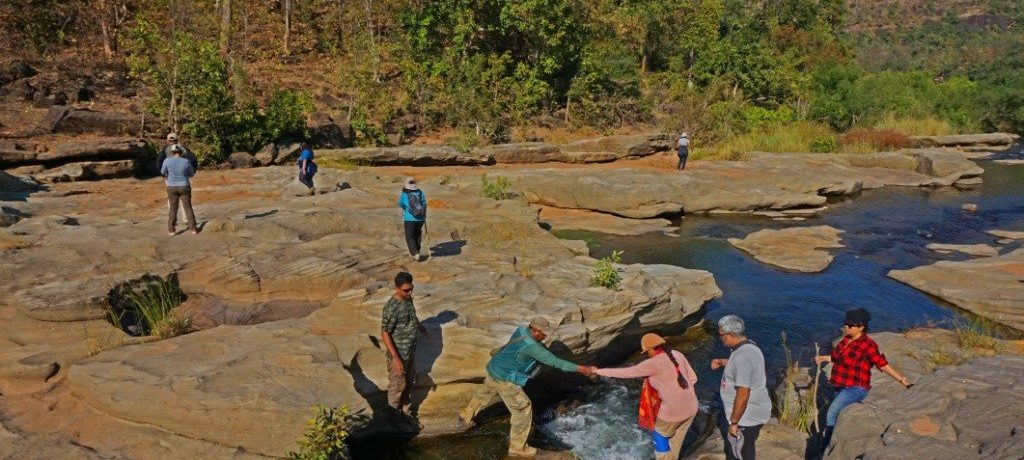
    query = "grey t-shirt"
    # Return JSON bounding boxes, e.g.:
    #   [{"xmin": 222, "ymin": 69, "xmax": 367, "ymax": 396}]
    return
[{"xmin": 720, "ymin": 341, "xmax": 771, "ymax": 426}]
